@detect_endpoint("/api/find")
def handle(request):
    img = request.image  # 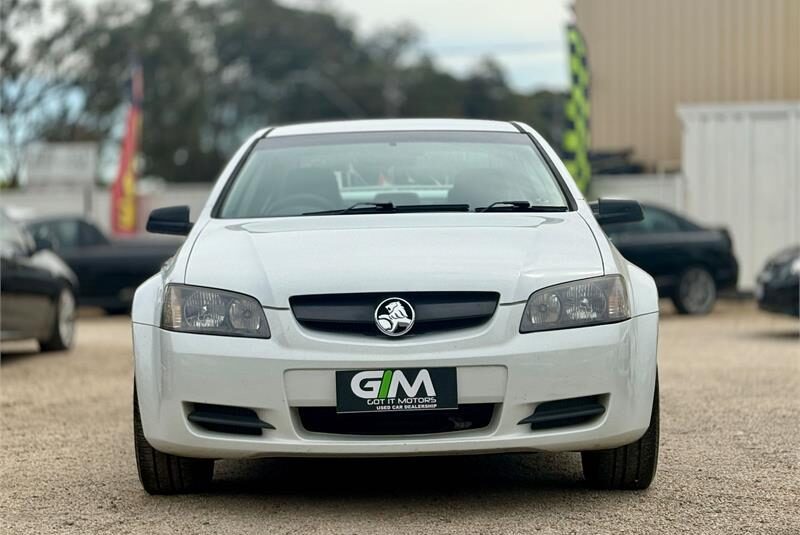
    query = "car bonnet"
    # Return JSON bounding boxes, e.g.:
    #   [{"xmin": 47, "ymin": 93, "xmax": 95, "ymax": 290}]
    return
[{"xmin": 184, "ymin": 212, "xmax": 604, "ymax": 307}]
